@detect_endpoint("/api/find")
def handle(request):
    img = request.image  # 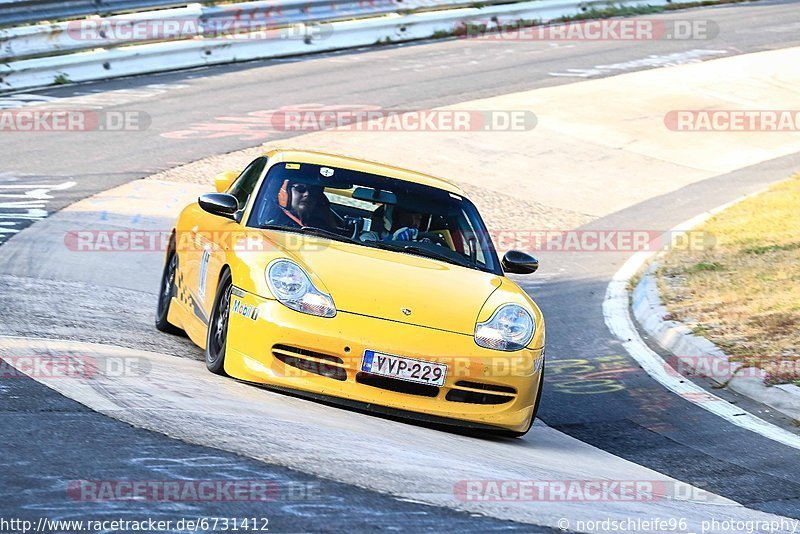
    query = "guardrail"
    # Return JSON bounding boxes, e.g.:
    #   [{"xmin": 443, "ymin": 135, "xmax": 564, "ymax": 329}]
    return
[
  {"xmin": 0, "ymin": 0, "xmax": 672, "ymax": 92},
  {"xmin": 3, "ymin": 0, "xmax": 519, "ymax": 61},
  {"xmin": 1, "ymin": 0, "xmax": 401, "ymax": 60},
  {"xmin": 0, "ymin": 0, "xmax": 195, "ymax": 27}
]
